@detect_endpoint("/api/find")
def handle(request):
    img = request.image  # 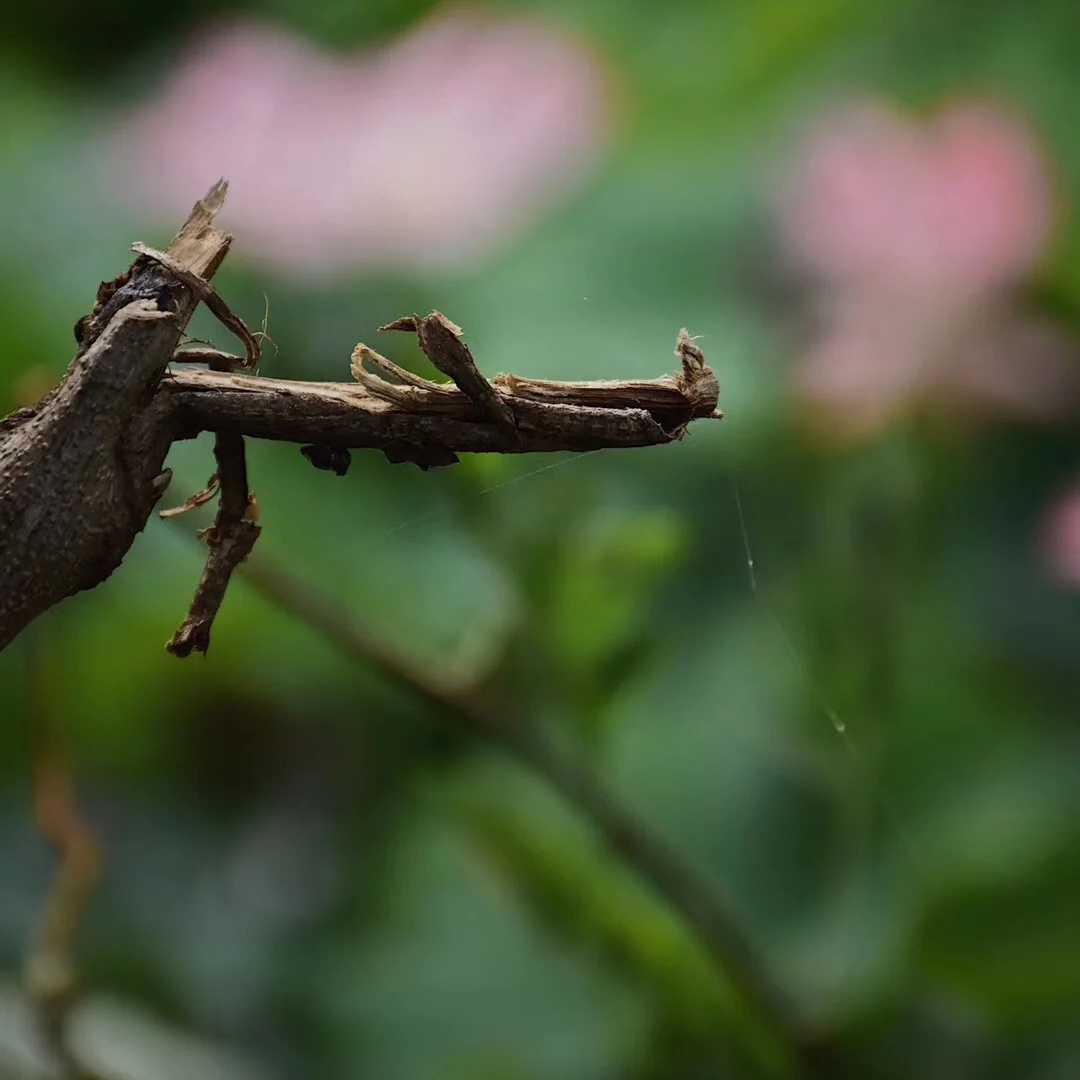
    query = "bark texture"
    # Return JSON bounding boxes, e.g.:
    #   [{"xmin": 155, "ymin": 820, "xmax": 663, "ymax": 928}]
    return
[
  {"xmin": 0, "ymin": 182, "xmax": 231, "ymax": 651},
  {"xmin": 0, "ymin": 183, "xmax": 720, "ymax": 653}
]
